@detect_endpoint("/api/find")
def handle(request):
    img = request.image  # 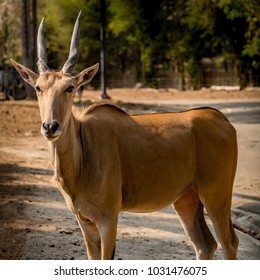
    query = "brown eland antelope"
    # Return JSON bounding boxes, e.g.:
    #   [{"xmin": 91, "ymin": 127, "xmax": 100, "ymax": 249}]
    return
[{"xmin": 11, "ymin": 12, "xmax": 238, "ymax": 260}]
